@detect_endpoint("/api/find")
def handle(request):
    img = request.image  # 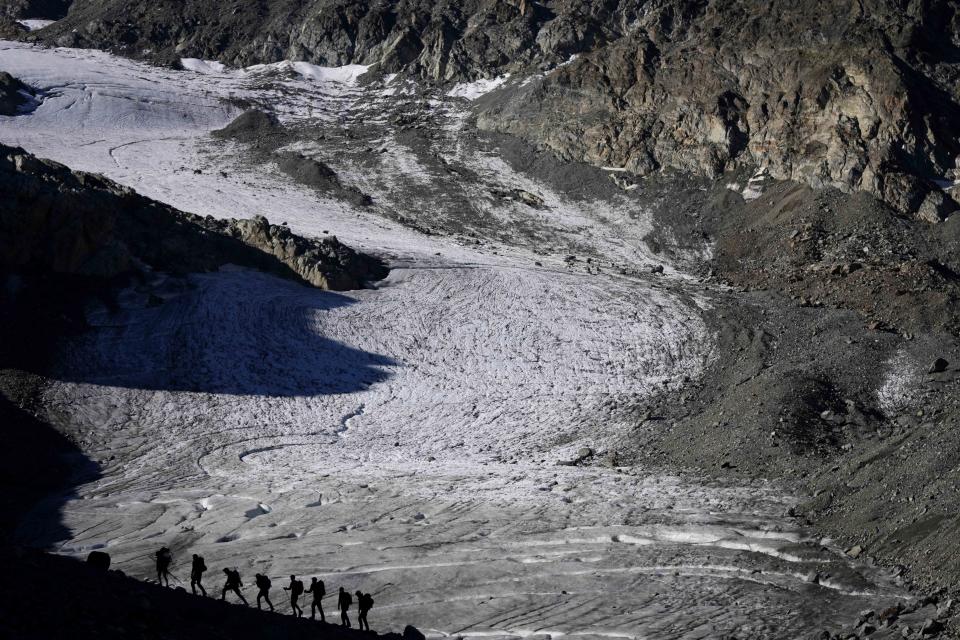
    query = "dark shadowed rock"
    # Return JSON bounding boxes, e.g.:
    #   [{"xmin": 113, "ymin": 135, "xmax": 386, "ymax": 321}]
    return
[
  {"xmin": 86, "ymin": 550, "xmax": 110, "ymax": 570},
  {"xmin": 0, "ymin": 143, "xmax": 387, "ymax": 290},
  {"xmin": 0, "ymin": 71, "xmax": 33, "ymax": 116},
  {"xmin": 403, "ymin": 626, "xmax": 426, "ymax": 640}
]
